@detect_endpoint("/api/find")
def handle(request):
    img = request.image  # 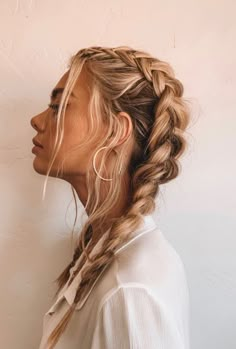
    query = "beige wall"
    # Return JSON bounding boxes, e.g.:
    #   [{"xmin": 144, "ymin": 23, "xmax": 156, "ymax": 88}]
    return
[{"xmin": 0, "ymin": 1, "xmax": 235, "ymax": 348}]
